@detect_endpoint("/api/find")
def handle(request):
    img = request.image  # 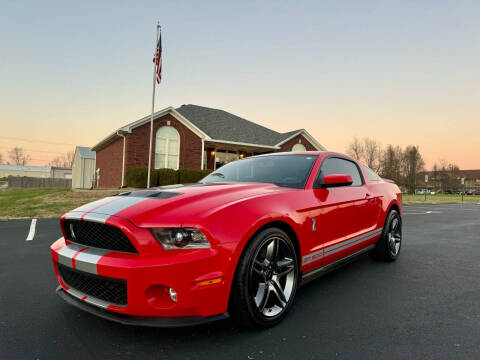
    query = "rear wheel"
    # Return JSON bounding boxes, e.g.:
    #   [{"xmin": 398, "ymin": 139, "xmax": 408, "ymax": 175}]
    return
[
  {"xmin": 372, "ymin": 209, "xmax": 402, "ymax": 262},
  {"xmin": 229, "ymin": 227, "xmax": 299, "ymax": 328}
]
